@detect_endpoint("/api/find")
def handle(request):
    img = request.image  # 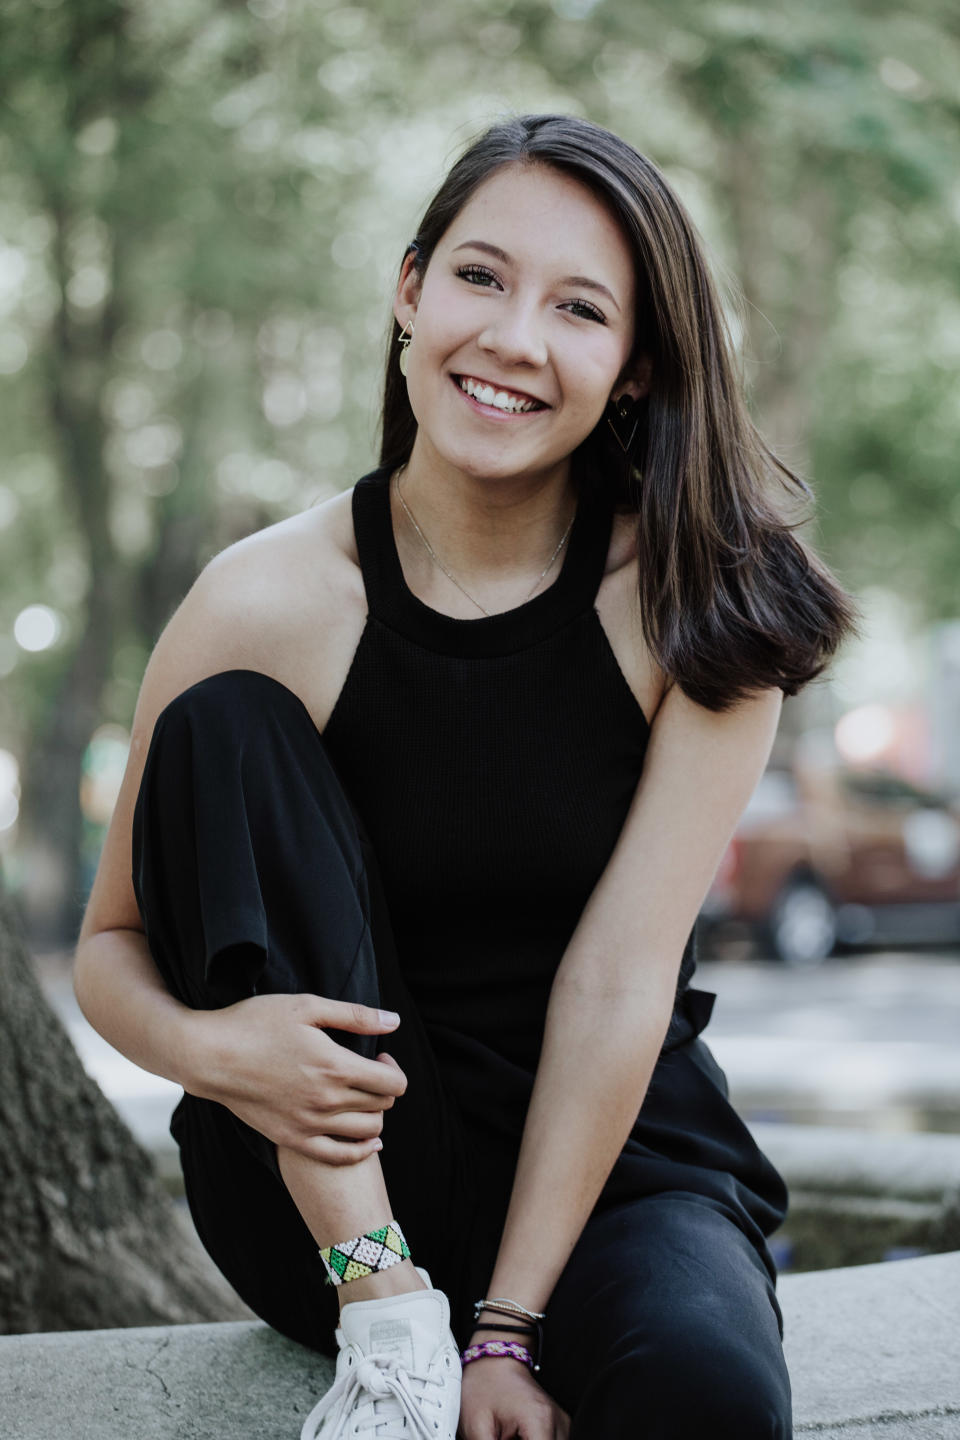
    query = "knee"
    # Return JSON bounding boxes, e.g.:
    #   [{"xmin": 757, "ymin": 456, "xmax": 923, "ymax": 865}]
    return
[
  {"xmin": 142, "ymin": 669, "xmax": 326, "ymax": 812},
  {"xmin": 597, "ymin": 1327, "xmax": 791, "ymax": 1440},
  {"xmin": 668, "ymin": 1336, "xmax": 791, "ymax": 1438},
  {"xmin": 143, "ymin": 672, "xmax": 254, "ymax": 787},
  {"xmin": 153, "ymin": 669, "xmax": 301, "ymax": 751}
]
